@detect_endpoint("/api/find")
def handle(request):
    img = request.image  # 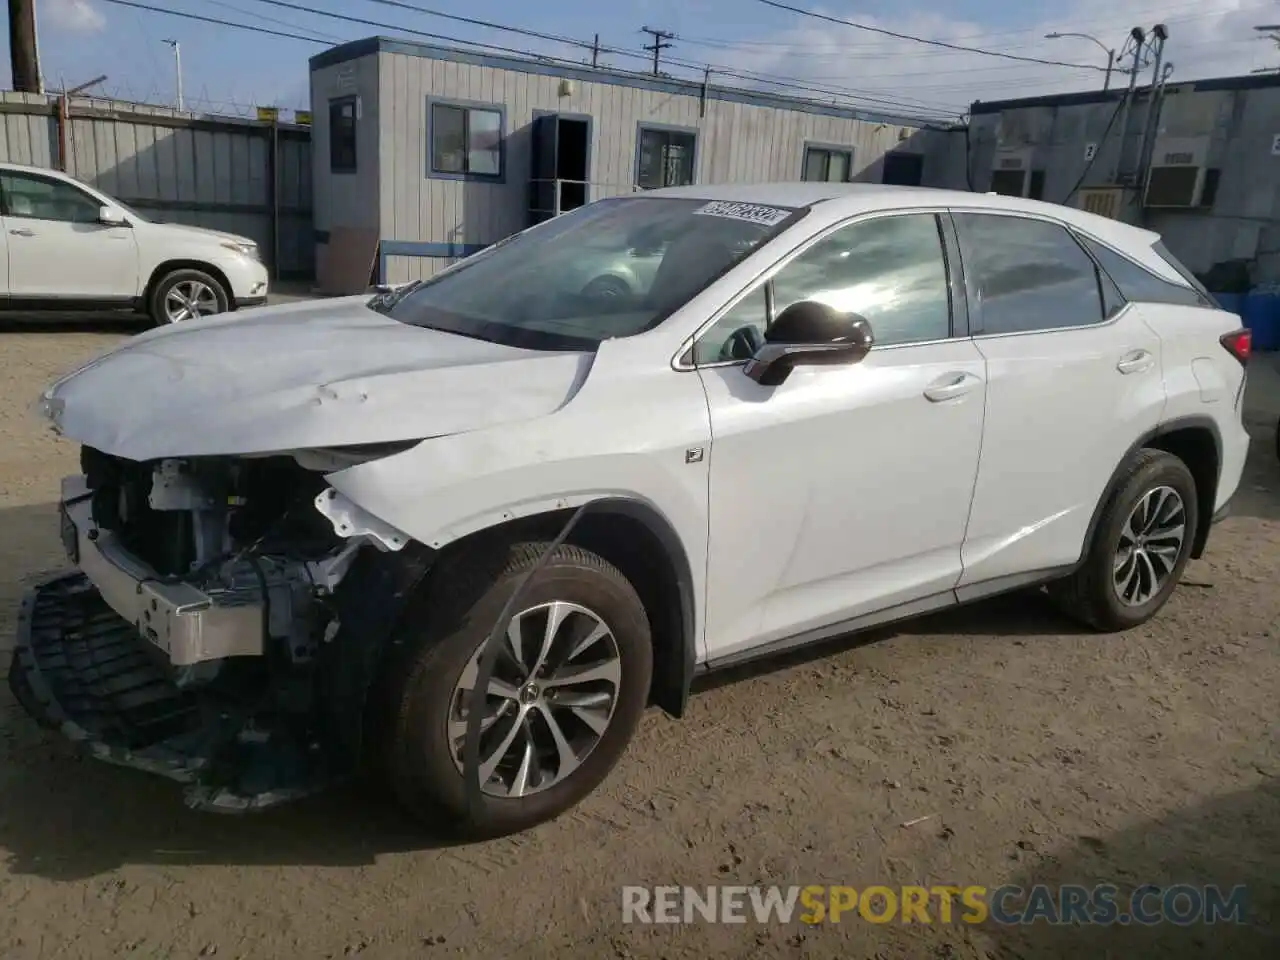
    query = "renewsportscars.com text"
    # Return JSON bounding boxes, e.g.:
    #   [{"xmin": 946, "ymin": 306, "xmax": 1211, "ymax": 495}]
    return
[{"xmin": 621, "ymin": 884, "xmax": 1249, "ymax": 926}]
